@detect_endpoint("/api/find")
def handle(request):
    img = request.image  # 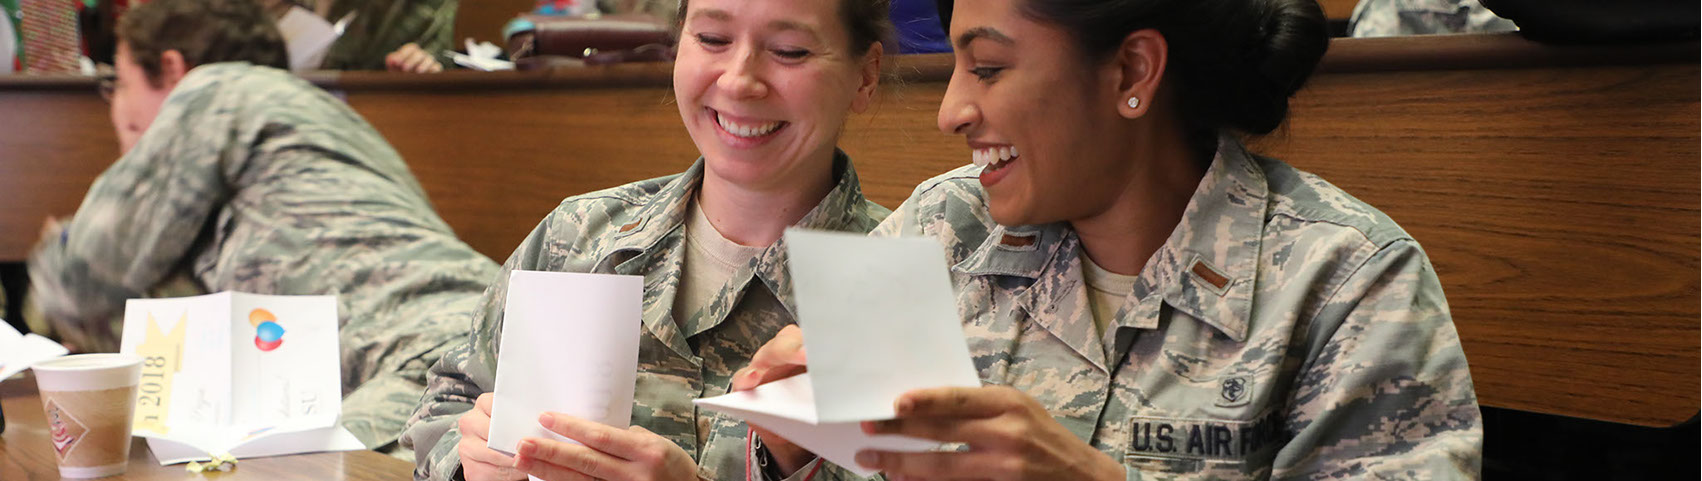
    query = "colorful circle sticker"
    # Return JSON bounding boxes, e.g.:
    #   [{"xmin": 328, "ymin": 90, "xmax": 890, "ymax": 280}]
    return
[{"xmin": 249, "ymin": 309, "xmax": 285, "ymax": 351}]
